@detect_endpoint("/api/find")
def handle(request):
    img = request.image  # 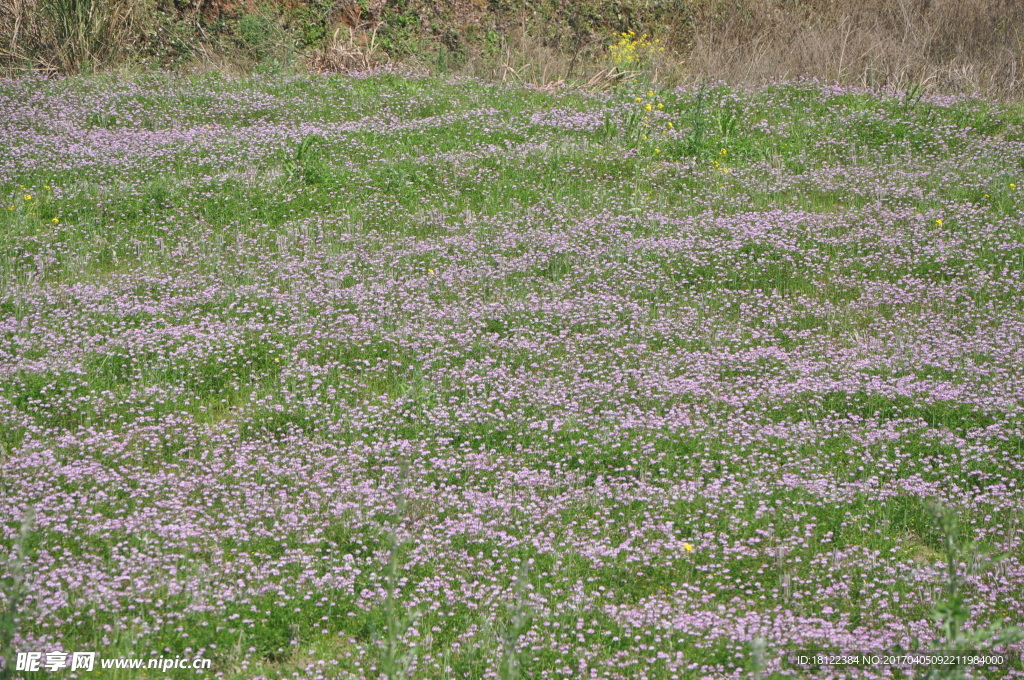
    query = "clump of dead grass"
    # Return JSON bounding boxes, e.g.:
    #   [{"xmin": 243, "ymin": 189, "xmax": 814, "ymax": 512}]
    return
[
  {"xmin": 306, "ymin": 25, "xmax": 386, "ymax": 73},
  {"xmin": 304, "ymin": 0, "xmax": 388, "ymax": 74}
]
